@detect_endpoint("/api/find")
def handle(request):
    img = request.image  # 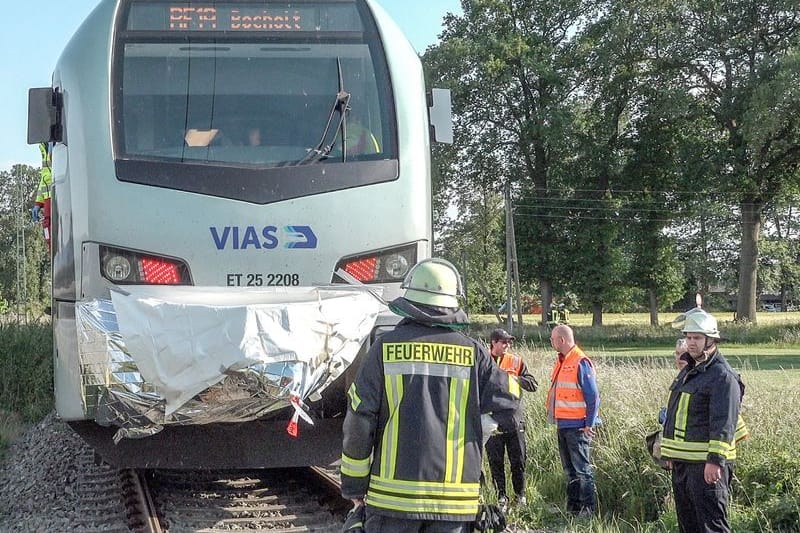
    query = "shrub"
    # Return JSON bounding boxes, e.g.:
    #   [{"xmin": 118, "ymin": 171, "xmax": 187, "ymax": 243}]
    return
[{"xmin": 0, "ymin": 320, "xmax": 53, "ymax": 422}]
